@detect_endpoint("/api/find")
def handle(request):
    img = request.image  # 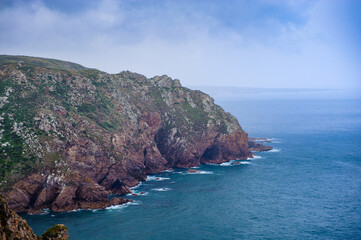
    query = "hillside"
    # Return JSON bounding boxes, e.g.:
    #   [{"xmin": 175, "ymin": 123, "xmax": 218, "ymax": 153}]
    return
[{"xmin": 0, "ymin": 55, "xmax": 268, "ymax": 213}]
